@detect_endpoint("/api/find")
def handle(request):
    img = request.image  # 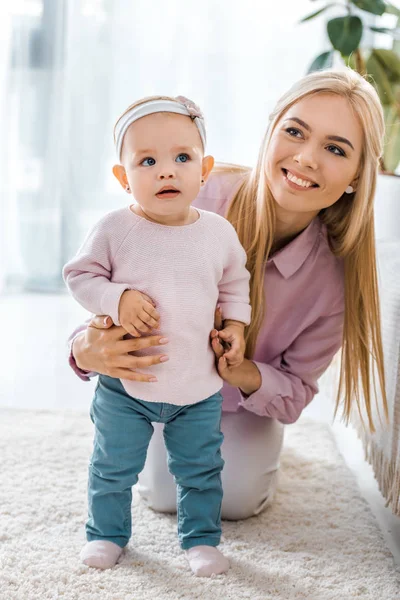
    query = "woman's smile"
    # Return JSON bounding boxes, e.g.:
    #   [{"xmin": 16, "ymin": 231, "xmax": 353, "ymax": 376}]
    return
[{"xmin": 282, "ymin": 168, "xmax": 319, "ymax": 192}]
